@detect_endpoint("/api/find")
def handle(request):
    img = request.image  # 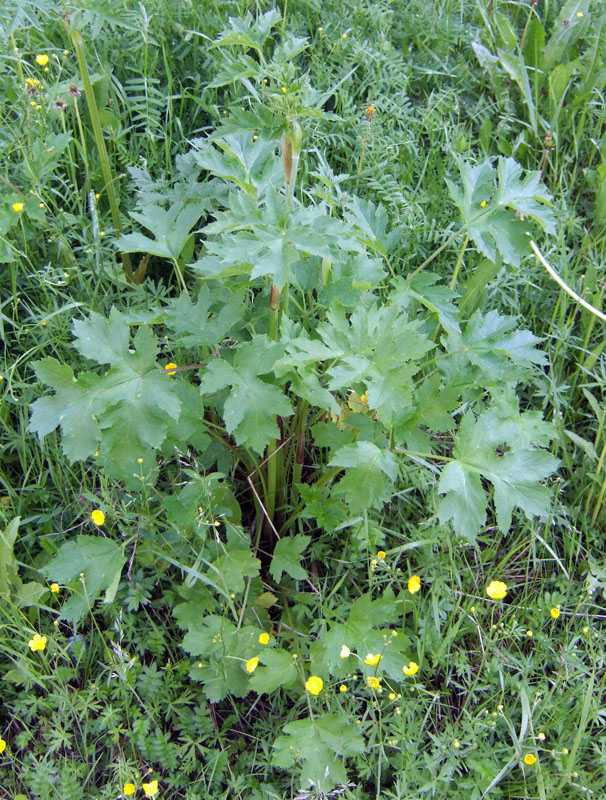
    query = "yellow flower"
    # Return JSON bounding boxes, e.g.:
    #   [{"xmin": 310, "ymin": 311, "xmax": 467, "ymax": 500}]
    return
[
  {"xmin": 164, "ymin": 362, "xmax": 177, "ymax": 375},
  {"xmin": 123, "ymin": 784, "xmax": 136, "ymax": 796},
  {"xmin": 408, "ymin": 575, "xmax": 421, "ymax": 594},
  {"xmin": 28, "ymin": 633, "xmax": 47, "ymax": 652},
  {"xmin": 453, "ymin": 740, "xmax": 460, "ymax": 749},
  {"xmin": 50, "ymin": 583, "xmax": 59, "ymax": 593},
  {"xmin": 364, "ymin": 653, "xmax": 382, "ymax": 666},
  {"xmin": 367, "ymin": 676, "xmax": 380, "ymax": 689},
  {"xmin": 245, "ymin": 657, "xmax": 259, "ymax": 673},
  {"xmin": 403, "ymin": 660, "xmax": 419, "ymax": 676},
  {"xmin": 91, "ymin": 509, "xmax": 105, "ymax": 526},
  {"xmin": 550, "ymin": 607, "xmax": 560, "ymax": 619},
  {"xmin": 281, "ymin": 87, "xmax": 287, "ymax": 93},
  {"xmin": 0, "ymin": 739, "xmax": 6, "ymax": 754},
  {"xmin": 377, "ymin": 550, "xmax": 386, "ymax": 559},
  {"xmin": 486, "ymin": 580, "xmax": 508, "ymax": 600},
  {"xmin": 576, "ymin": 11, "xmax": 583, "ymax": 17},
  {"xmin": 12, "ymin": 202, "xmax": 24, "ymax": 212},
  {"xmin": 258, "ymin": 632, "xmax": 269, "ymax": 645},
  {"xmin": 524, "ymin": 753, "xmax": 537, "ymax": 766},
  {"xmin": 526, "ymin": 630, "xmax": 533, "ymax": 637},
  {"xmin": 339, "ymin": 684, "xmax": 348, "ymax": 693},
  {"xmin": 360, "ymin": 391, "xmax": 368, "ymax": 403},
  {"xmin": 480, "ymin": 200, "xmax": 487, "ymax": 207},
  {"xmin": 388, "ymin": 692, "xmax": 396, "ymax": 700},
  {"xmin": 36, "ymin": 54, "xmax": 49, "ymax": 66},
  {"xmin": 25, "ymin": 77, "xmax": 42, "ymax": 89},
  {"xmin": 339, "ymin": 644, "xmax": 350, "ymax": 659},
  {"xmin": 318, "ymin": 26, "xmax": 323, "ymax": 32},
  {"xmin": 63, "ymin": 49, "xmax": 70, "ymax": 55},
  {"xmin": 142, "ymin": 779, "xmax": 158, "ymax": 796},
  {"xmin": 305, "ymin": 676, "xmax": 323, "ymax": 695},
  {"xmin": 537, "ymin": 732, "xmax": 546, "ymax": 742},
  {"xmin": 342, "ymin": 33, "xmax": 348, "ymax": 39}
]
